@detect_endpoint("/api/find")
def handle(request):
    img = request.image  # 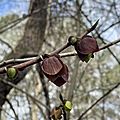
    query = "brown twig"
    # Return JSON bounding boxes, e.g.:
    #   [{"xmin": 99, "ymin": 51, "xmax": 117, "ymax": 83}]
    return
[
  {"xmin": 0, "ymin": 20, "xmax": 99, "ymax": 74},
  {"xmin": 0, "ymin": 35, "xmax": 120, "ymax": 74}
]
